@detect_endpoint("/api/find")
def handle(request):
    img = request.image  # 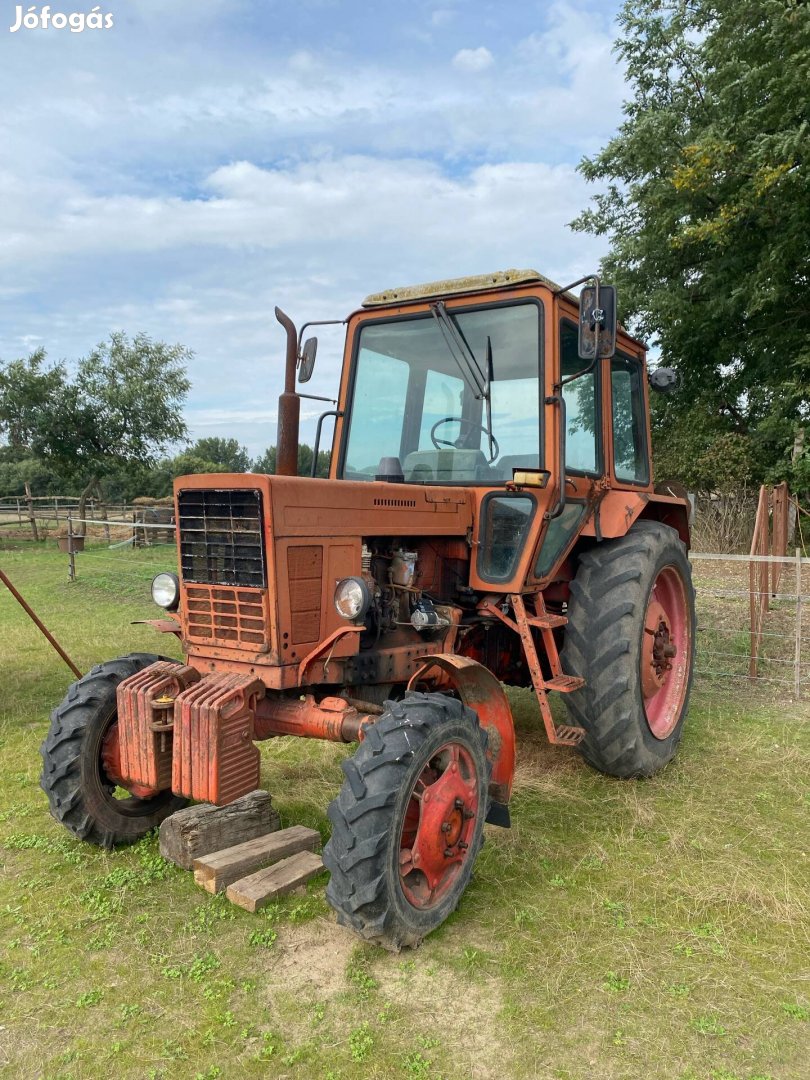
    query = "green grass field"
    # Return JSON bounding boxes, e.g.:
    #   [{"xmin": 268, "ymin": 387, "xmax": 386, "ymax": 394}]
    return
[{"xmin": 1, "ymin": 543, "xmax": 808, "ymax": 1080}]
